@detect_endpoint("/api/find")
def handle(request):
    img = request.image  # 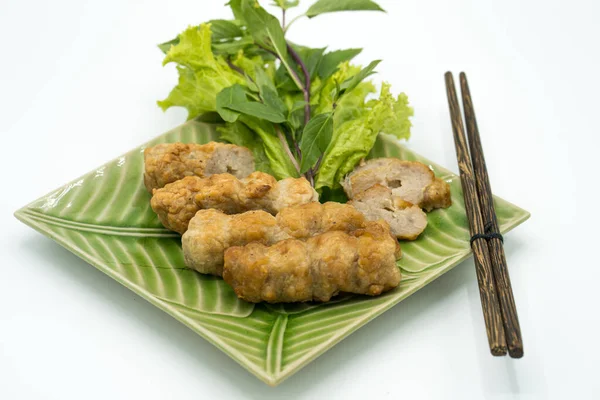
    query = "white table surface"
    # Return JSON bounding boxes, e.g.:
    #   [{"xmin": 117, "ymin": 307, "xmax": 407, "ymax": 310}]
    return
[{"xmin": 1, "ymin": 0, "xmax": 598, "ymax": 398}]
